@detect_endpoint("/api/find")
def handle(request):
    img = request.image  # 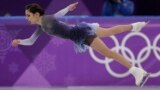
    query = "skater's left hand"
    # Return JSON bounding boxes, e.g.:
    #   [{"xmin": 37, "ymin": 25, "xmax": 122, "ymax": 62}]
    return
[
  {"xmin": 12, "ymin": 39, "xmax": 20, "ymax": 47},
  {"xmin": 68, "ymin": 2, "xmax": 79, "ymax": 11}
]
